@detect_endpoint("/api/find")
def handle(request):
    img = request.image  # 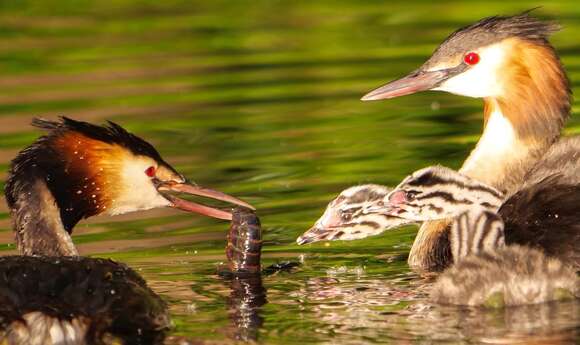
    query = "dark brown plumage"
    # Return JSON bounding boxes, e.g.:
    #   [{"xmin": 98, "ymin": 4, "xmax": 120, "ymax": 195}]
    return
[
  {"xmin": 0, "ymin": 256, "xmax": 170, "ymax": 344},
  {"xmin": 501, "ymin": 179, "xmax": 580, "ymax": 268},
  {"xmin": 31, "ymin": 117, "xmax": 168, "ymax": 163}
]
